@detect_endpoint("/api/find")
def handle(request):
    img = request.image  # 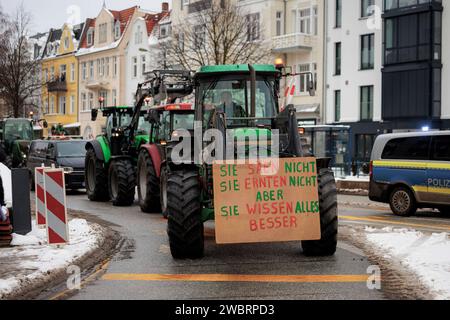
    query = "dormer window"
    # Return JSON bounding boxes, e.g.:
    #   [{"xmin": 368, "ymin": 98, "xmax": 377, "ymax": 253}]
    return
[
  {"xmin": 135, "ymin": 25, "xmax": 143, "ymax": 44},
  {"xmin": 87, "ymin": 28, "xmax": 94, "ymax": 46},
  {"xmin": 64, "ymin": 37, "xmax": 69, "ymax": 50},
  {"xmin": 114, "ymin": 21, "xmax": 121, "ymax": 39}
]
